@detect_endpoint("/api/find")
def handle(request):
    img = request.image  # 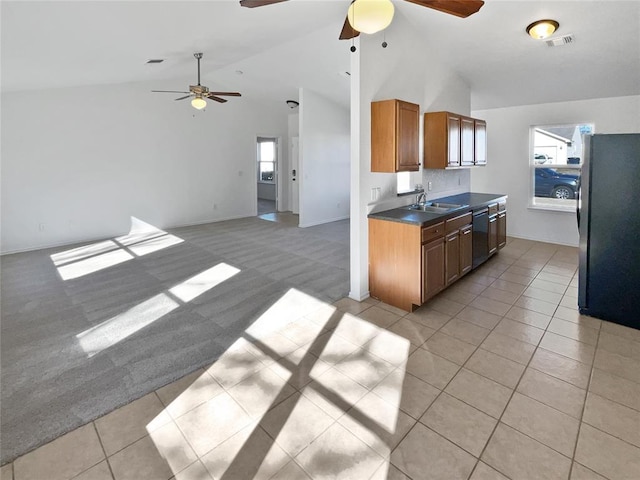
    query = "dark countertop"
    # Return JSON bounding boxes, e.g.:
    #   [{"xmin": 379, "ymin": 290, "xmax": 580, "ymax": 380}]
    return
[{"xmin": 368, "ymin": 192, "xmax": 507, "ymax": 227}]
